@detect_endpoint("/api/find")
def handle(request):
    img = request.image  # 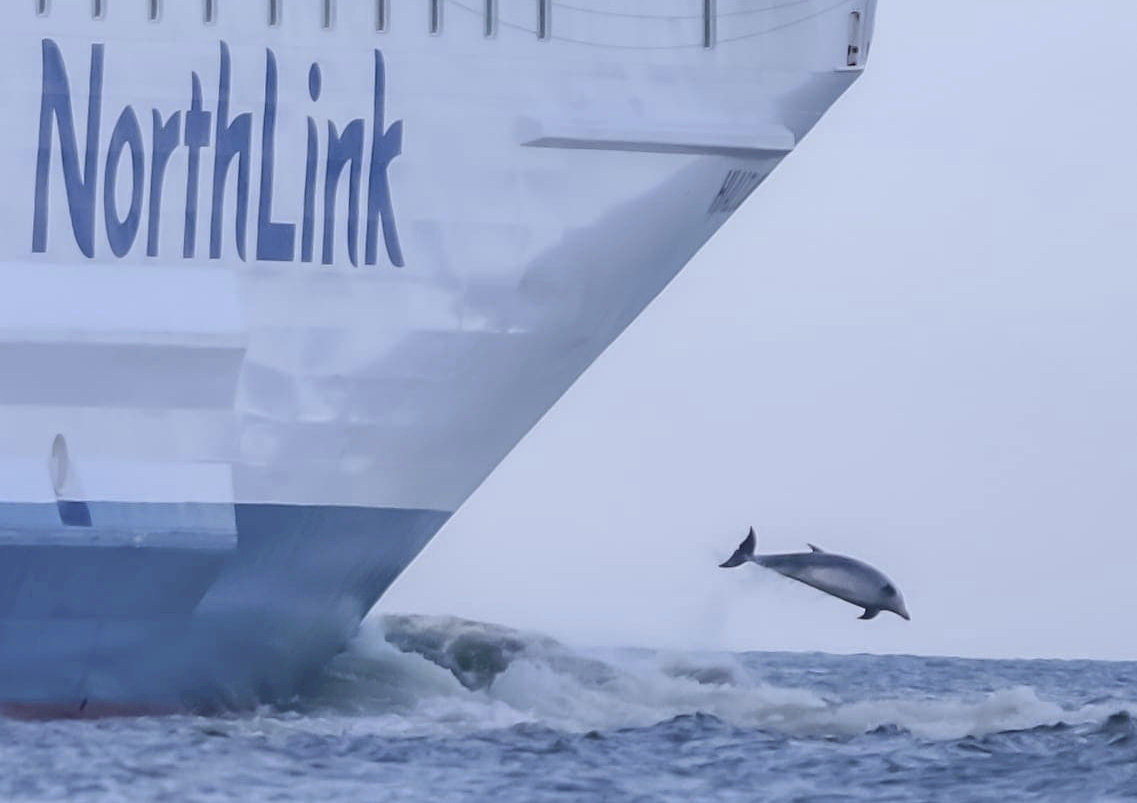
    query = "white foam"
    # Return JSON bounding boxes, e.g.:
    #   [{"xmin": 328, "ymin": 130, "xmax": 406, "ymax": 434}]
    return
[{"xmin": 305, "ymin": 615, "xmax": 1134, "ymax": 741}]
